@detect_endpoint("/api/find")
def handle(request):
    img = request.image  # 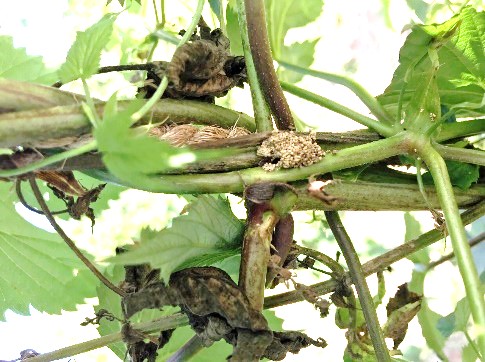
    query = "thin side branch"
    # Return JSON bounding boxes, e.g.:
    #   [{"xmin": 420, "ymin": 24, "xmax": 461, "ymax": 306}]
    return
[
  {"xmin": 15, "ymin": 178, "xmax": 67, "ymax": 215},
  {"xmin": 28, "ymin": 175, "xmax": 126, "ymax": 297},
  {"xmin": 26, "ymin": 313, "xmax": 188, "ymax": 362},
  {"xmin": 427, "ymin": 232, "xmax": 485, "ymax": 270},
  {"xmin": 325, "ymin": 211, "xmax": 391, "ymax": 362},
  {"xmin": 264, "ymin": 200, "xmax": 485, "ymax": 308}
]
